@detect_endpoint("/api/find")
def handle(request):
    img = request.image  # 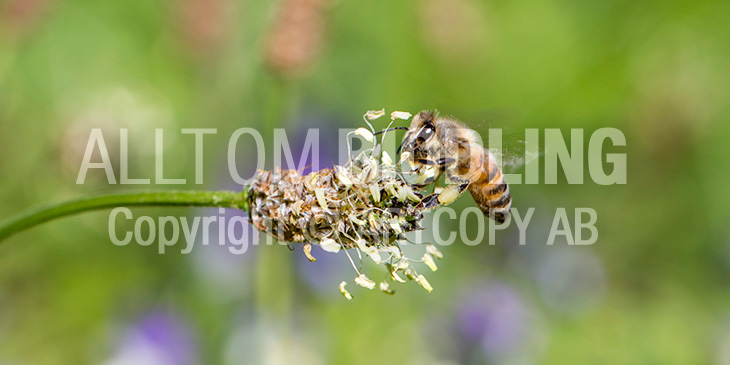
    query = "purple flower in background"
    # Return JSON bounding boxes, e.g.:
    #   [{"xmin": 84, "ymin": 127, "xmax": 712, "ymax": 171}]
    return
[
  {"xmin": 455, "ymin": 282, "xmax": 540, "ymax": 363},
  {"xmin": 534, "ymin": 248, "xmax": 606, "ymax": 316},
  {"xmin": 106, "ymin": 311, "xmax": 198, "ymax": 365}
]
